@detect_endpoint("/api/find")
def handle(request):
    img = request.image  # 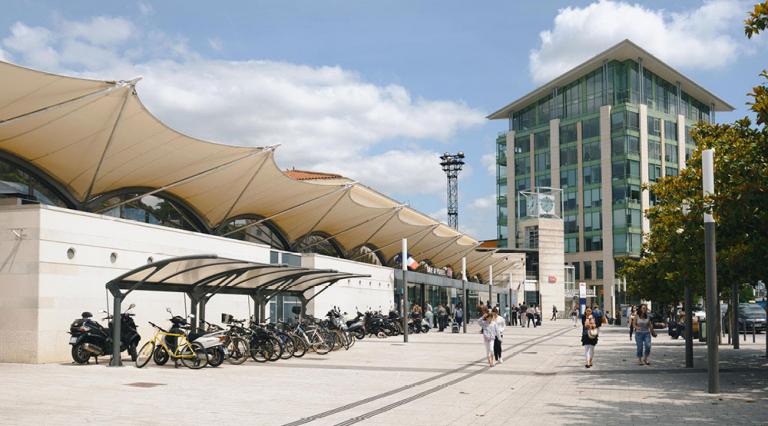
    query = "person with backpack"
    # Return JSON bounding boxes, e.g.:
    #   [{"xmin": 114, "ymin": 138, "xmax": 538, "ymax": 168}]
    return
[
  {"xmin": 492, "ymin": 307, "xmax": 505, "ymax": 364},
  {"xmin": 592, "ymin": 304, "xmax": 604, "ymax": 328}
]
